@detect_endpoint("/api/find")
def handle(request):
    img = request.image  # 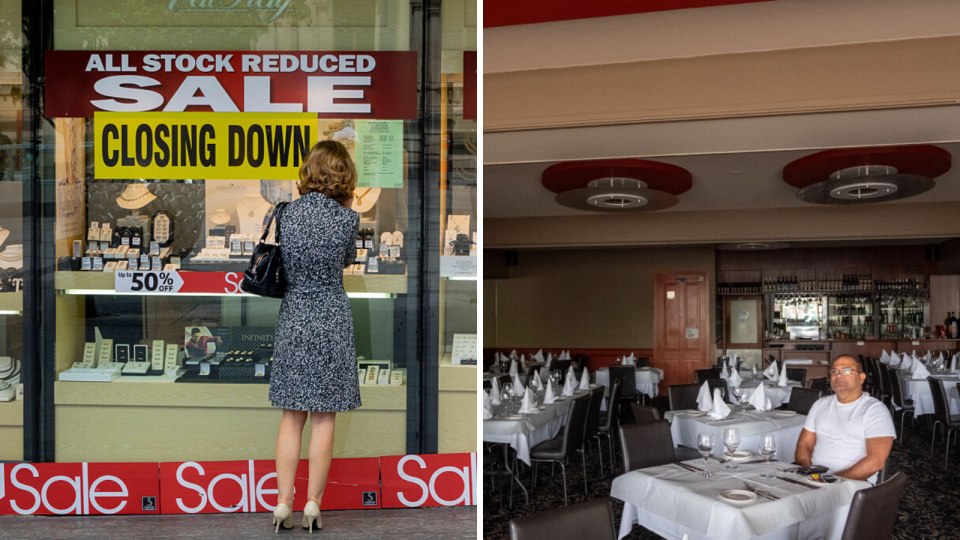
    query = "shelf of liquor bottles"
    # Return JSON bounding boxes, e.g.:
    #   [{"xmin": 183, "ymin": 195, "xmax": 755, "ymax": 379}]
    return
[{"xmin": 717, "ymin": 269, "xmax": 928, "ymax": 296}]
